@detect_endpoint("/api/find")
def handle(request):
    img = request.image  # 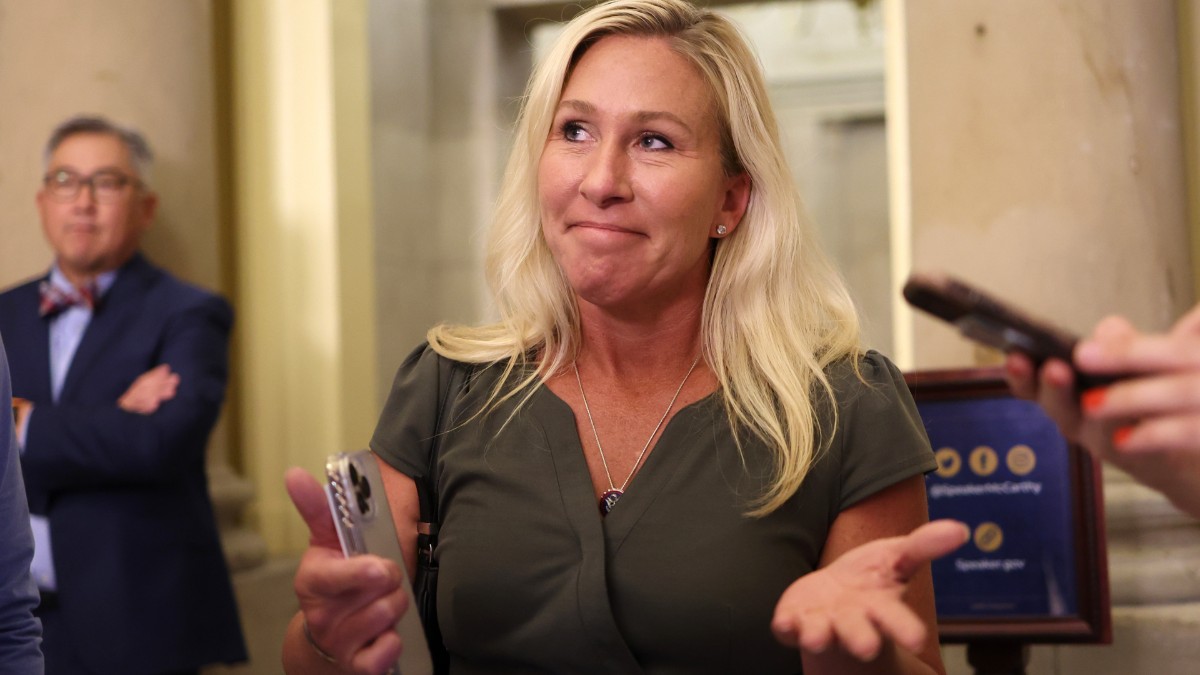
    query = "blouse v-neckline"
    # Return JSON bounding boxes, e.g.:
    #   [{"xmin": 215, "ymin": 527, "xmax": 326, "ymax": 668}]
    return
[
  {"xmin": 524, "ymin": 384, "xmax": 718, "ymax": 672},
  {"xmin": 534, "ymin": 383, "xmax": 719, "ymax": 529}
]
